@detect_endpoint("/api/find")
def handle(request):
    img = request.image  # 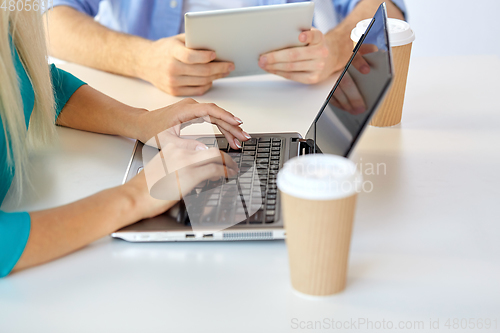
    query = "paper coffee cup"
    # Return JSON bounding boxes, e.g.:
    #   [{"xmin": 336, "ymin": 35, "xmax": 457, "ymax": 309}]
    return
[
  {"xmin": 277, "ymin": 154, "xmax": 362, "ymax": 296},
  {"xmin": 351, "ymin": 18, "xmax": 415, "ymax": 127}
]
